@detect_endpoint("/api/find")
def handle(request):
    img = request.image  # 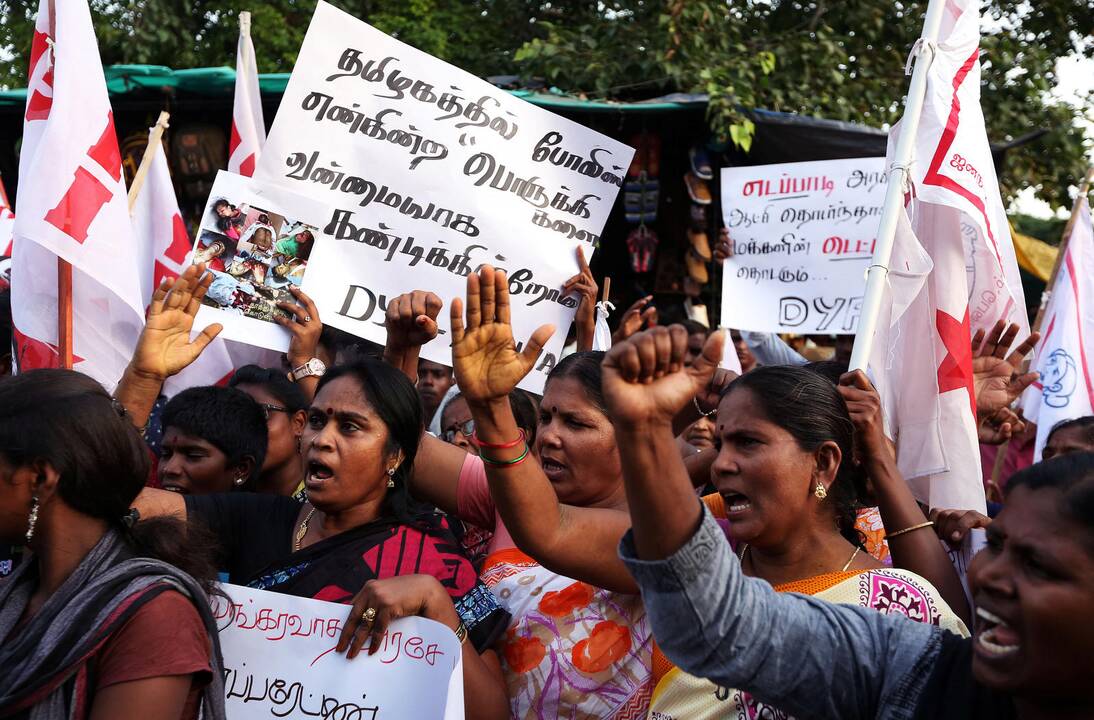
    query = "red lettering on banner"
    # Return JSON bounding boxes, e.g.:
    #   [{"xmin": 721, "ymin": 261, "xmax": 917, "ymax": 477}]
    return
[
  {"xmin": 922, "ymin": 48, "xmax": 1005, "ymax": 272},
  {"xmin": 936, "ymin": 307, "xmax": 976, "ymax": 419},
  {"xmin": 86, "ymin": 112, "xmax": 123, "ymax": 181},
  {"xmin": 44, "ymin": 167, "xmax": 113, "ymax": 244},
  {"xmin": 164, "ymin": 213, "xmax": 192, "ymax": 264}
]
